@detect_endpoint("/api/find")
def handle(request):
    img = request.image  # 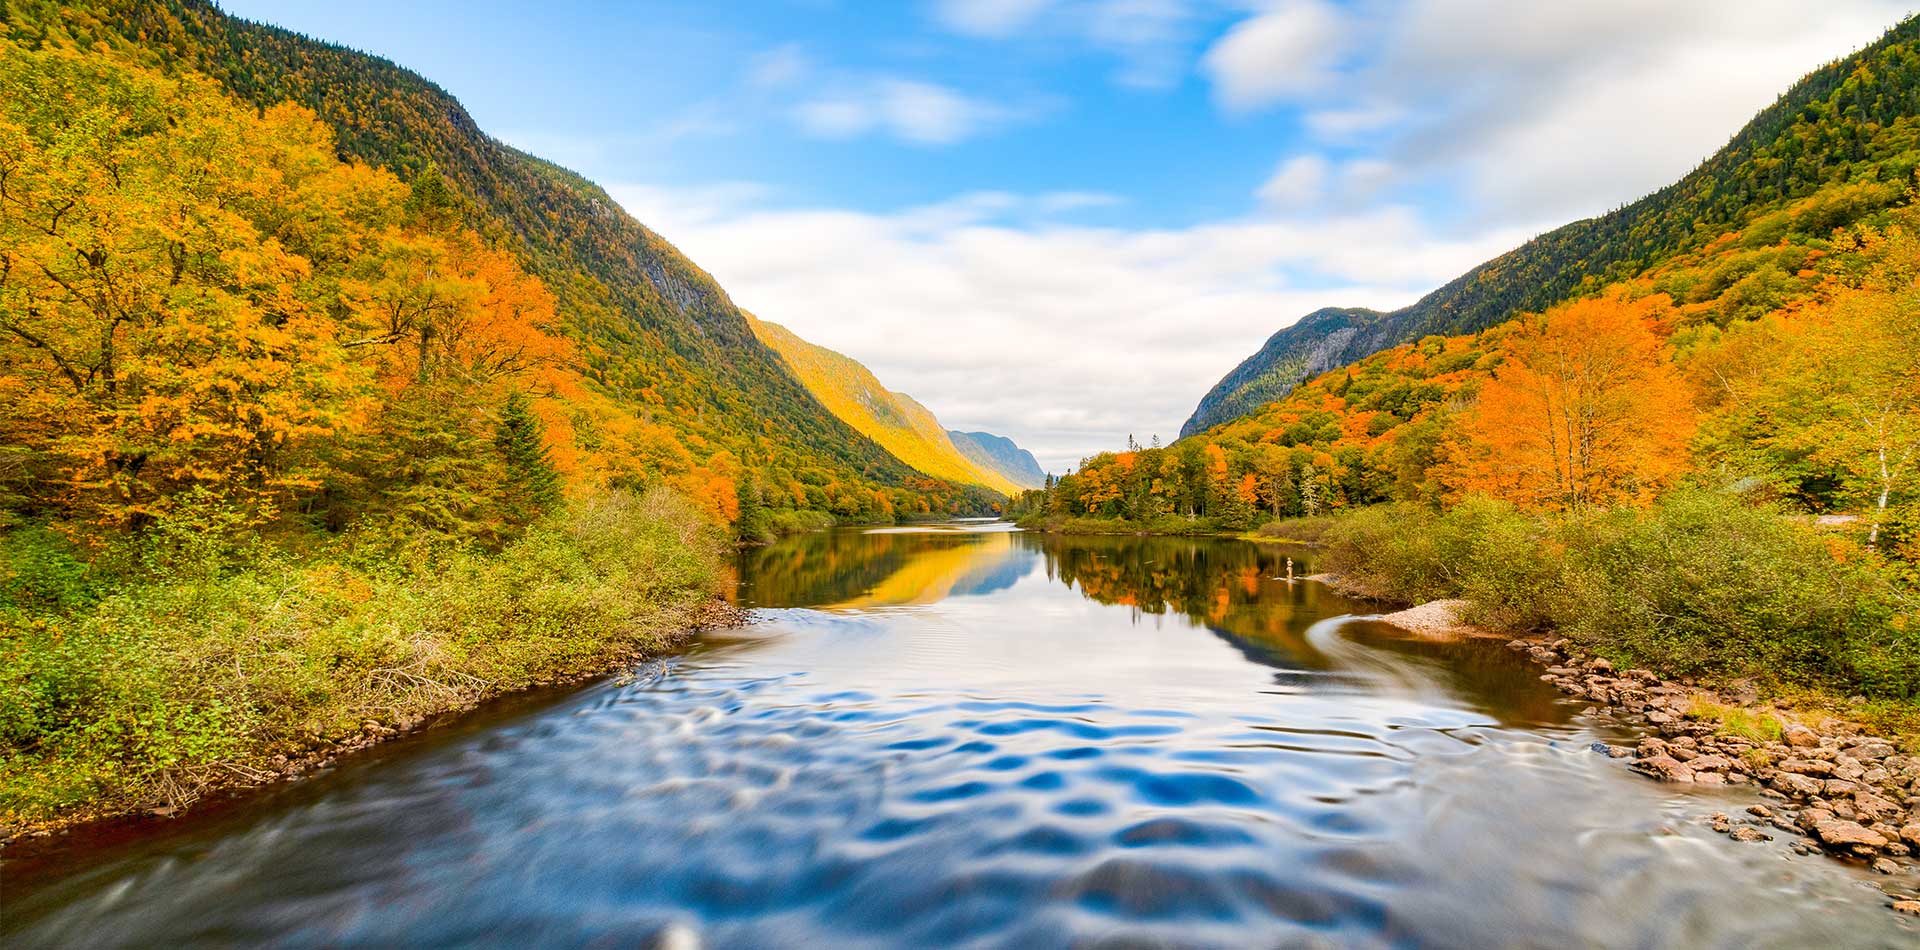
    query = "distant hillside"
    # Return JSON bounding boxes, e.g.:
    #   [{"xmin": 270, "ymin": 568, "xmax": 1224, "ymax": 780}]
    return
[
  {"xmin": 746, "ymin": 317, "xmax": 1021, "ymax": 496},
  {"xmin": 949, "ymin": 431, "xmax": 1047, "ymax": 490},
  {"xmin": 1184, "ymin": 14, "xmax": 1920, "ymax": 437},
  {"xmin": 1182, "ymin": 308, "xmax": 1387, "ymax": 438},
  {"xmin": 3, "ymin": 0, "xmax": 997, "ymax": 520}
]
